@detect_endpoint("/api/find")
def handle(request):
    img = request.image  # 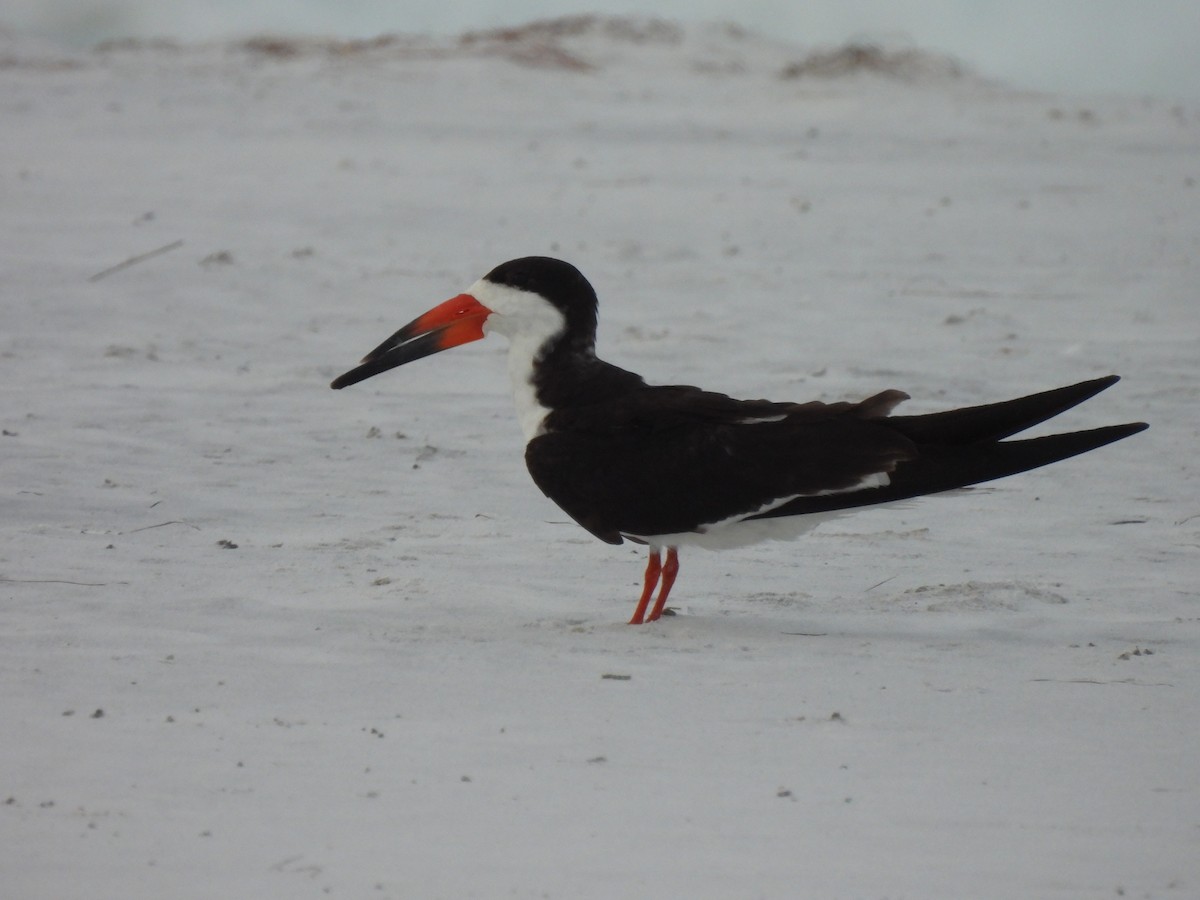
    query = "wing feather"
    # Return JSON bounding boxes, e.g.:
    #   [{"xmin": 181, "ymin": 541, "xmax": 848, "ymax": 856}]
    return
[{"xmin": 527, "ymin": 385, "xmax": 915, "ymax": 542}]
